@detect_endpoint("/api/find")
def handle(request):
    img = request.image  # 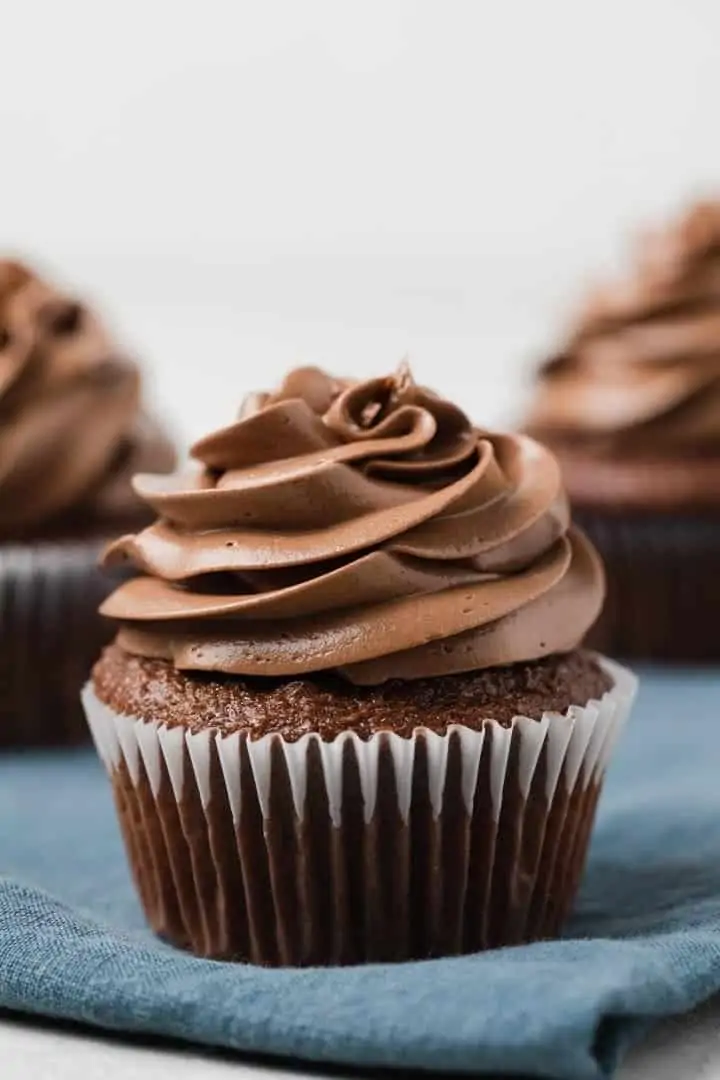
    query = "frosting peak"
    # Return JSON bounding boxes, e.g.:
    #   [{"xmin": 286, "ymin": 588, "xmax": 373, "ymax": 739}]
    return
[
  {"xmin": 0, "ymin": 259, "xmax": 175, "ymax": 536},
  {"xmin": 102, "ymin": 365, "xmax": 603, "ymax": 684}
]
